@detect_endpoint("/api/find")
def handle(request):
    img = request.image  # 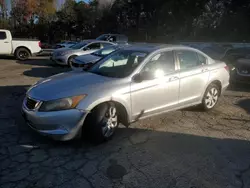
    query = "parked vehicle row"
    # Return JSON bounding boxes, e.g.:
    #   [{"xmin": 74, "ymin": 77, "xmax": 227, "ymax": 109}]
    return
[
  {"xmin": 70, "ymin": 44, "xmax": 128, "ymax": 71},
  {"xmin": 22, "ymin": 44, "xmax": 230, "ymax": 143},
  {"xmin": 51, "ymin": 40, "xmax": 115, "ymax": 66},
  {"xmin": 0, "ymin": 29, "xmax": 41, "ymax": 60}
]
